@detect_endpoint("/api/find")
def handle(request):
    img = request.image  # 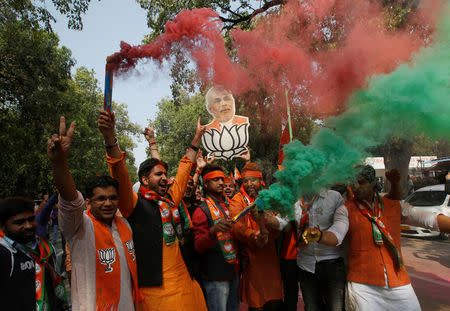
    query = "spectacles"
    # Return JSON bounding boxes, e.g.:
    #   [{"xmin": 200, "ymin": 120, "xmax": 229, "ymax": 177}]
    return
[{"xmin": 91, "ymin": 195, "xmax": 119, "ymax": 203}]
